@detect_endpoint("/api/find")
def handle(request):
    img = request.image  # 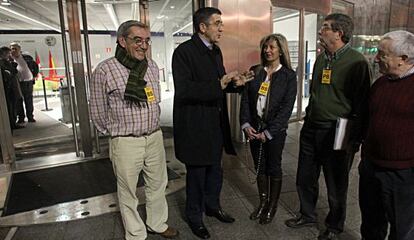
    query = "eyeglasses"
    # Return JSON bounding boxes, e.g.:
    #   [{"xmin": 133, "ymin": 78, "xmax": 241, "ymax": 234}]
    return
[{"xmin": 125, "ymin": 36, "xmax": 152, "ymax": 46}]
